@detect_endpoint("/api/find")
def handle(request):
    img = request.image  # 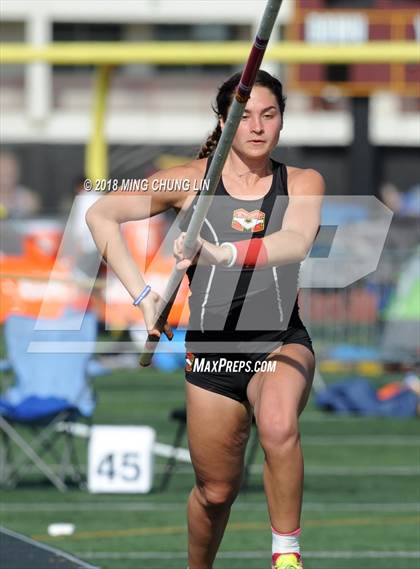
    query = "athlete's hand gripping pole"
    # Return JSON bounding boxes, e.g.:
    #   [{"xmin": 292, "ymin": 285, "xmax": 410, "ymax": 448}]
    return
[{"xmin": 139, "ymin": 0, "xmax": 284, "ymax": 367}]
